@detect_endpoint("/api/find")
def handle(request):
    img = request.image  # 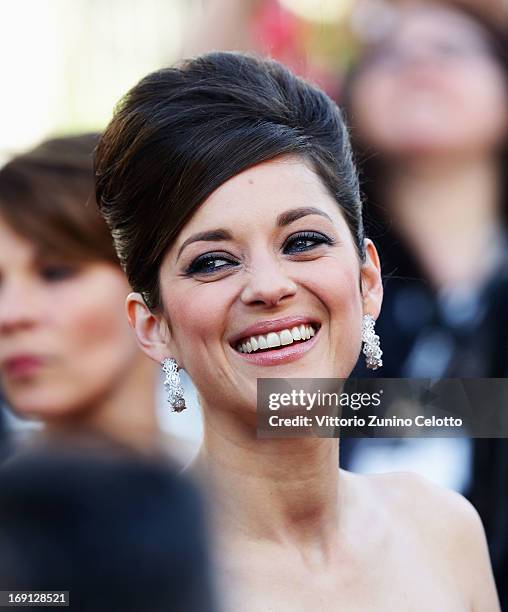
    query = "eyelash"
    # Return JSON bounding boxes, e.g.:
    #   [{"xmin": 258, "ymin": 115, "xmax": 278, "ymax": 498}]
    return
[
  {"xmin": 185, "ymin": 231, "xmax": 334, "ymax": 276},
  {"xmin": 285, "ymin": 231, "xmax": 334, "ymax": 253}
]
